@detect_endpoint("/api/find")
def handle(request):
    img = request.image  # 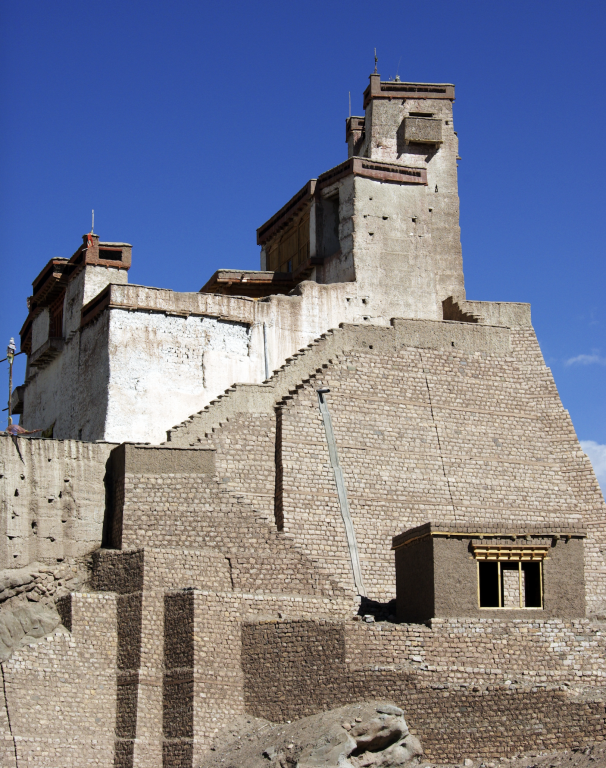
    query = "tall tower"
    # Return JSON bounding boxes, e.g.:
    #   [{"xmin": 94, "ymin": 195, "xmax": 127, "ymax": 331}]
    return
[
  {"xmin": 255, "ymin": 73, "xmax": 465, "ymax": 322},
  {"xmin": 344, "ymin": 74, "xmax": 464, "ymax": 320}
]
